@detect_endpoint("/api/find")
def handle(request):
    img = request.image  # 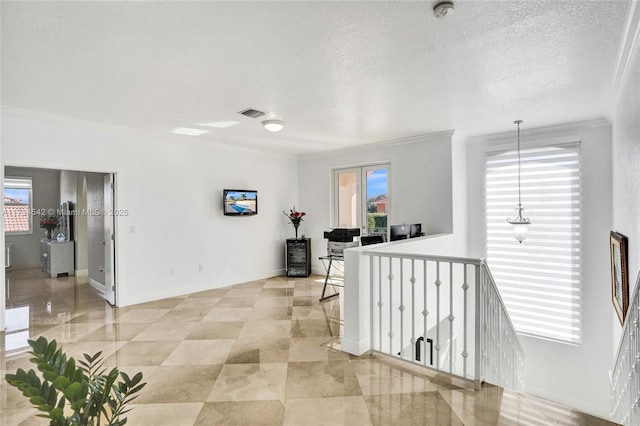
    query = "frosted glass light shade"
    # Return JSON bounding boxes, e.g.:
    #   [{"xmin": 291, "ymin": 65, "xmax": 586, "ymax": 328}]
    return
[
  {"xmin": 262, "ymin": 119, "xmax": 284, "ymax": 132},
  {"xmin": 511, "ymin": 222, "xmax": 529, "ymax": 243}
]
